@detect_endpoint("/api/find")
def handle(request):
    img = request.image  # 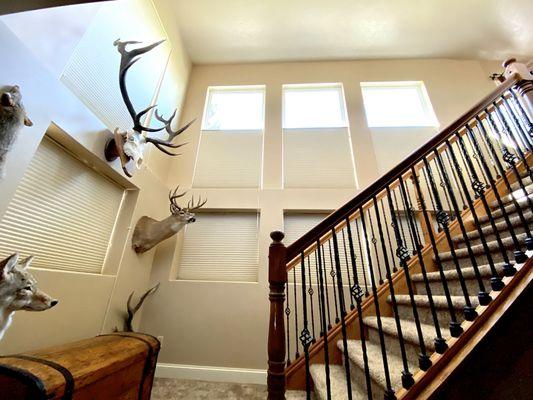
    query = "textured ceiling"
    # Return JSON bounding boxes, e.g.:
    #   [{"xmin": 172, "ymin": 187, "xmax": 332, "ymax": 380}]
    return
[{"xmin": 156, "ymin": 0, "xmax": 533, "ymax": 64}]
